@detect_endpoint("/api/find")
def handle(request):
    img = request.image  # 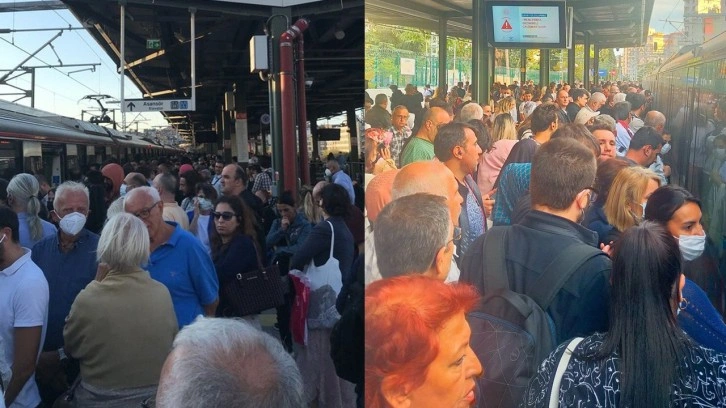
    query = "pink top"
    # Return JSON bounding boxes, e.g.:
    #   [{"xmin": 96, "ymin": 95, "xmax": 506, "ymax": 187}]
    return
[{"xmin": 476, "ymin": 139, "xmax": 518, "ymax": 196}]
